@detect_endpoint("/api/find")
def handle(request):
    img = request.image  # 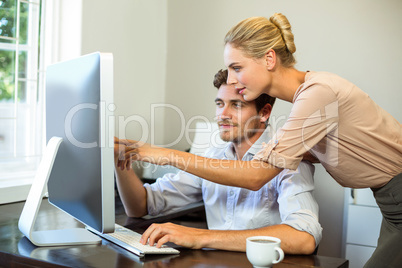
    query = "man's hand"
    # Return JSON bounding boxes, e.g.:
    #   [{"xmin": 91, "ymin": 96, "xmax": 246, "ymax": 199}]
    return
[
  {"xmin": 140, "ymin": 222, "xmax": 207, "ymax": 249},
  {"xmin": 114, "ymin": 137, "xmax": 170, "ymax": 170}
]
